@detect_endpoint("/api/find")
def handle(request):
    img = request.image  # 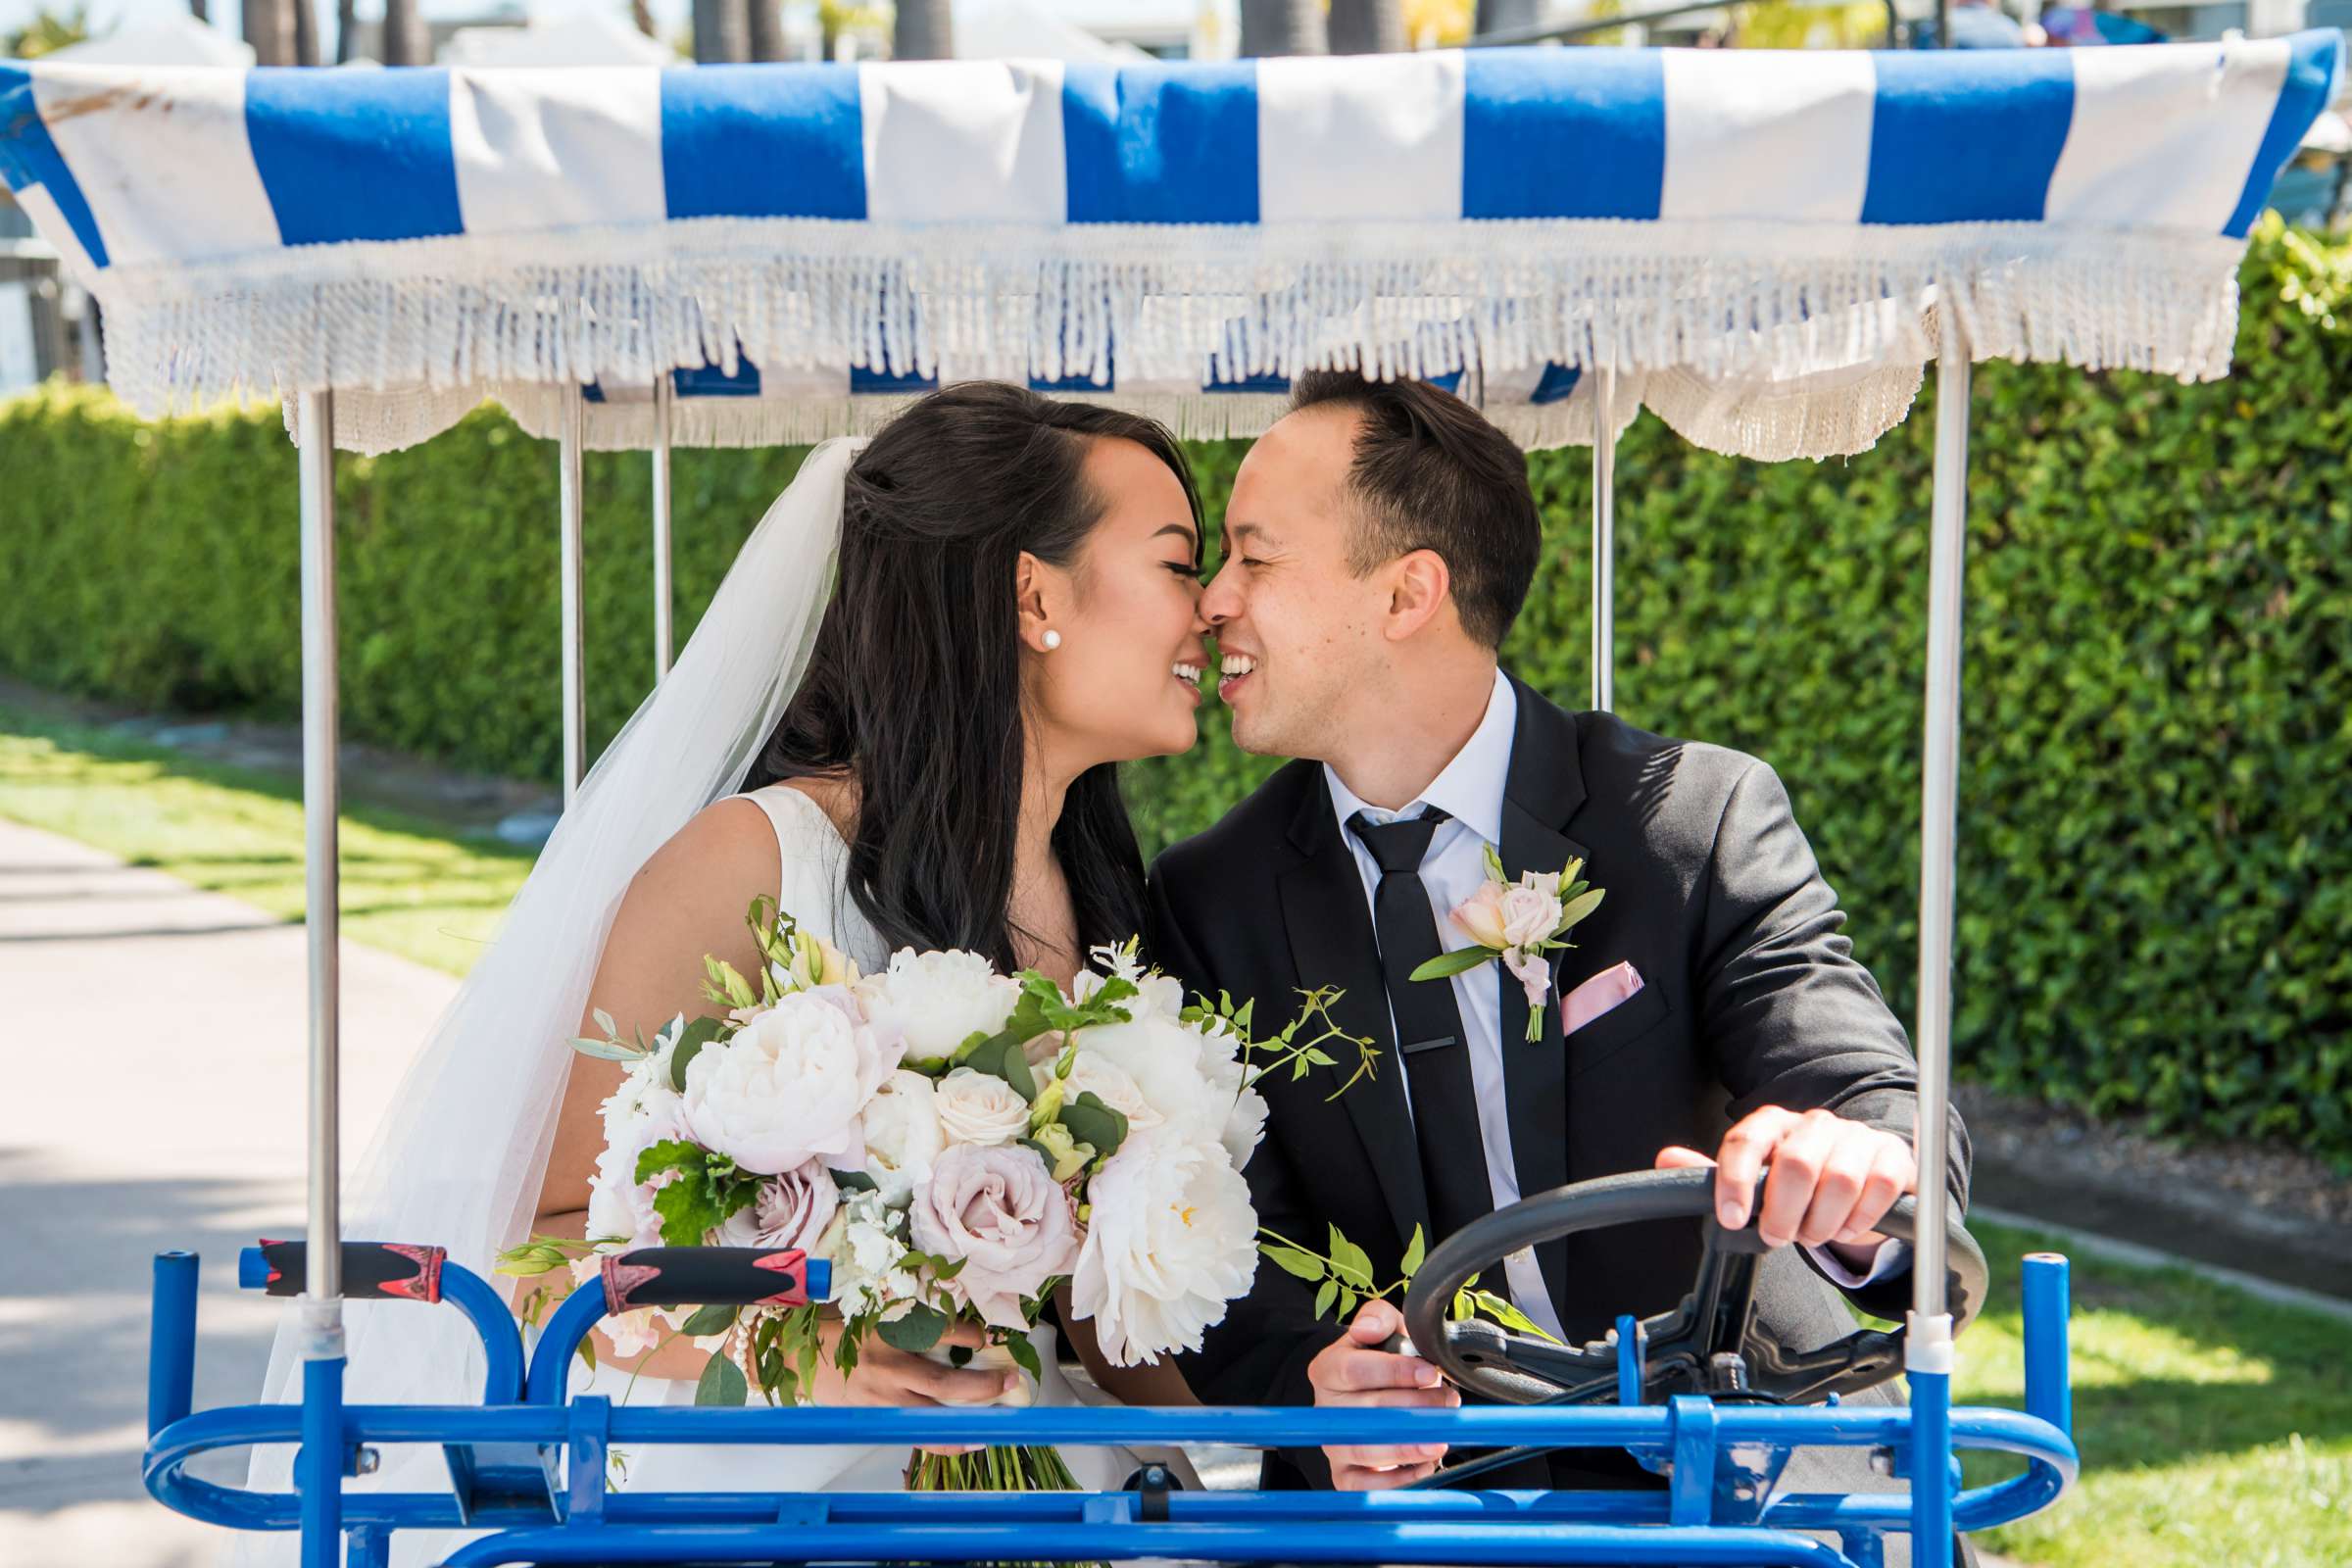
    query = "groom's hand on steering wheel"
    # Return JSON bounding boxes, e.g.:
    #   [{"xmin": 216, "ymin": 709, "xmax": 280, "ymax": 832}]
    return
[
  {"xmin": 1656, "ymin": 1105, "xmax": 1918, "ymax": 1271},
  {"xmin": 1308, "ymin": 1298, "xmax": 1459, "ymax": 1491}
]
